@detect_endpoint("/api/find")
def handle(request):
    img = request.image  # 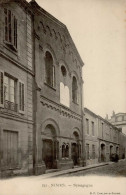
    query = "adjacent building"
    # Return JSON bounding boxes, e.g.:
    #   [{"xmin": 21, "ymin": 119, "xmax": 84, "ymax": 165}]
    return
[
  {"xmin": 84, "ymin": 108, "xmax": 121, "ymax": 164},
  {"xmin": 109, "ymin": 112, "xmax": 126, "ymax": 135},
  {"xmin": 98, "ymin": 116, "xmax": 120, "ymax": 162},
  {"xmin": 0, "ymin": 0, "xmax": 34, "ymax": 177},
  {"xmin": 84, "ymin": 108, "xmax": 99, "ymax": 165}
]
